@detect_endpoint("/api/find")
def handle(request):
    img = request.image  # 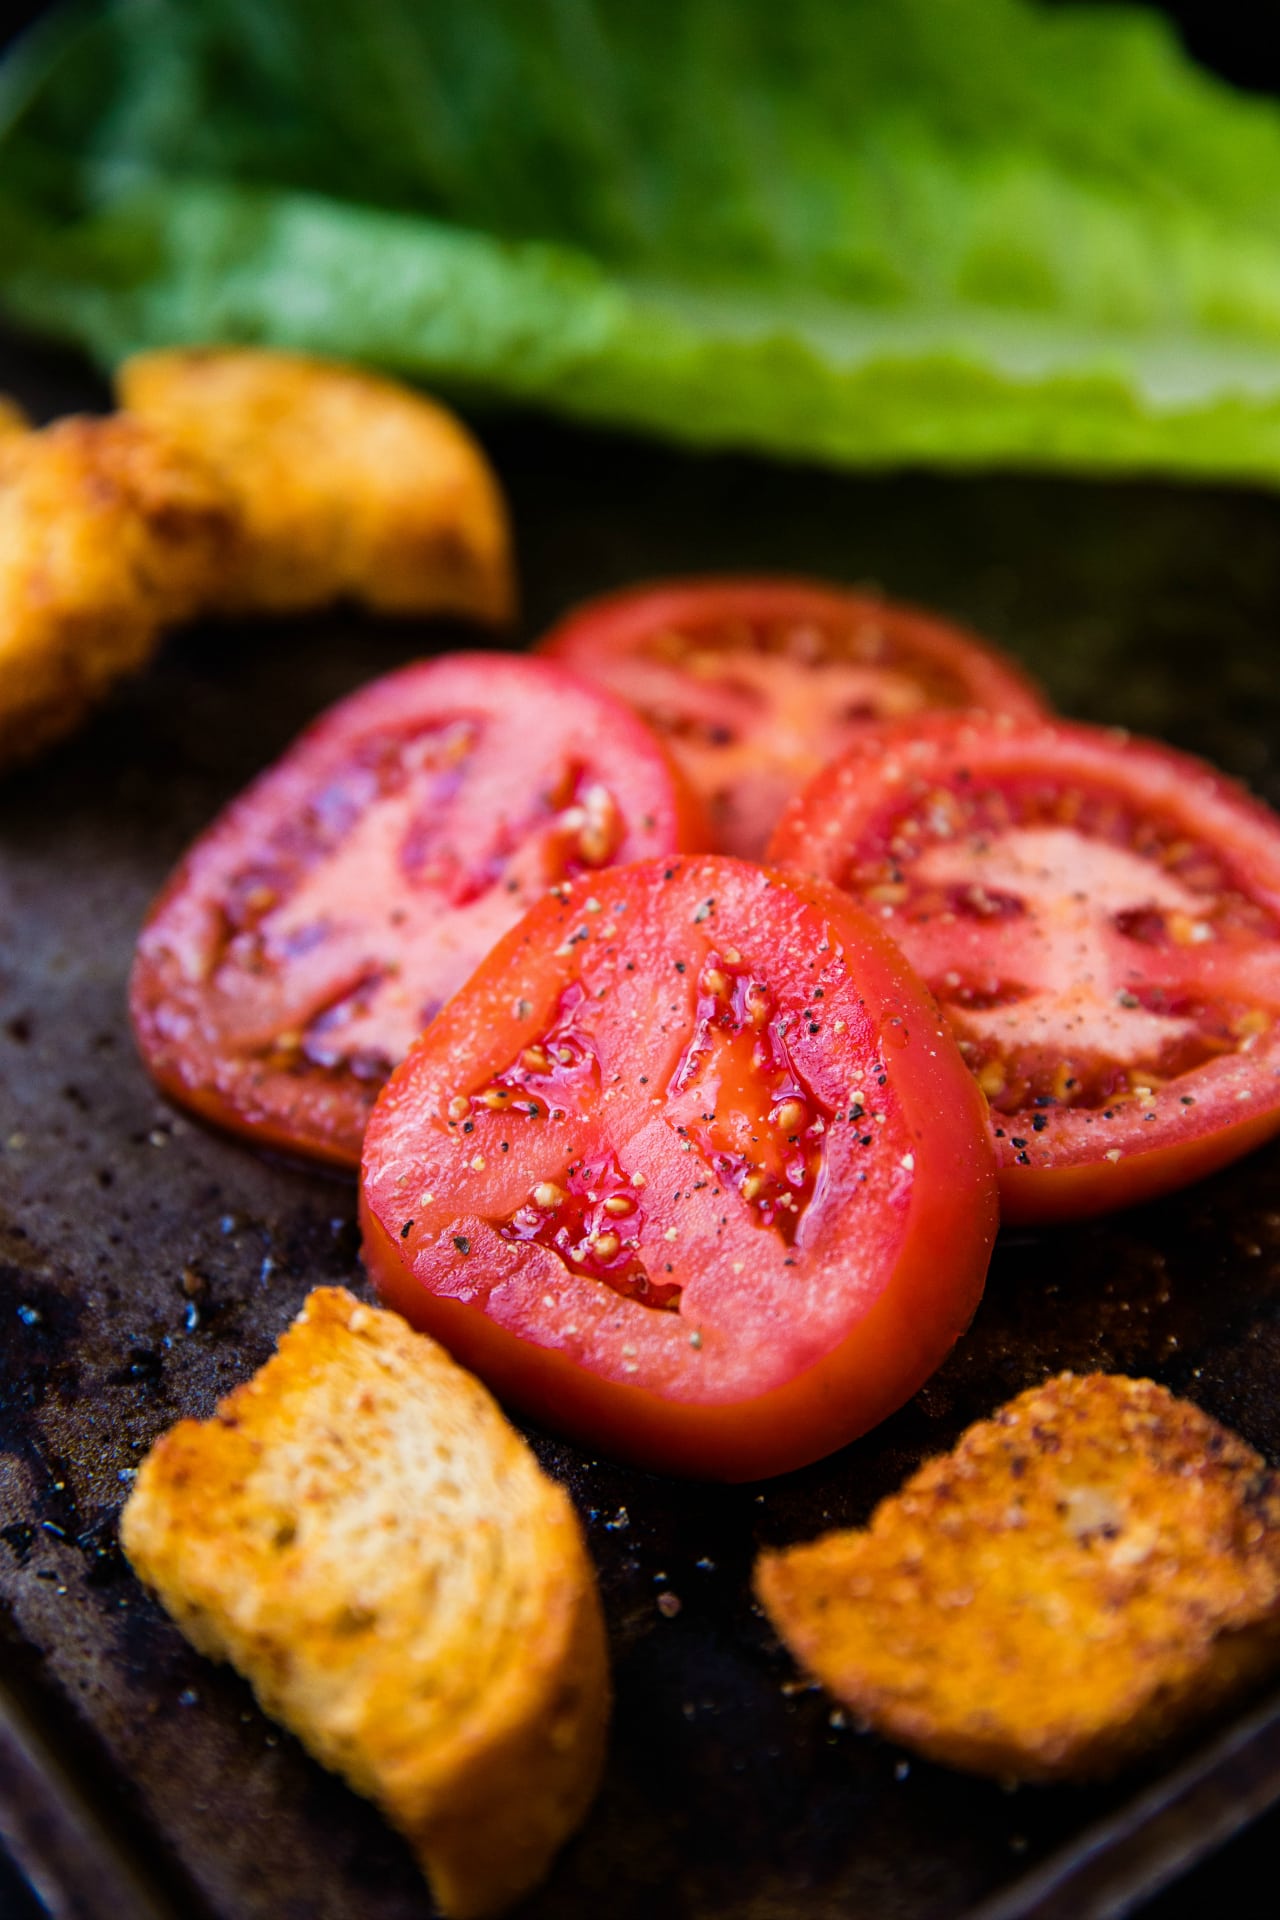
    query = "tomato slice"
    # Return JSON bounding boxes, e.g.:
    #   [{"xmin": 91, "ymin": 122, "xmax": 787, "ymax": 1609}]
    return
[
  {"xmin": 359, "ymin": 856, "xmax": 997, "ymax": 1479},
  {"xmin": 538, "ymin": 577, "xmax": 1047, "ymax": 859},
  {"xmin": 131, "ymin": 654, "xmax": 703, "ymax": 1166},
  {"xmin": 769, "ymin": 715, "xmax": 1280, "ymax": 1223}
]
